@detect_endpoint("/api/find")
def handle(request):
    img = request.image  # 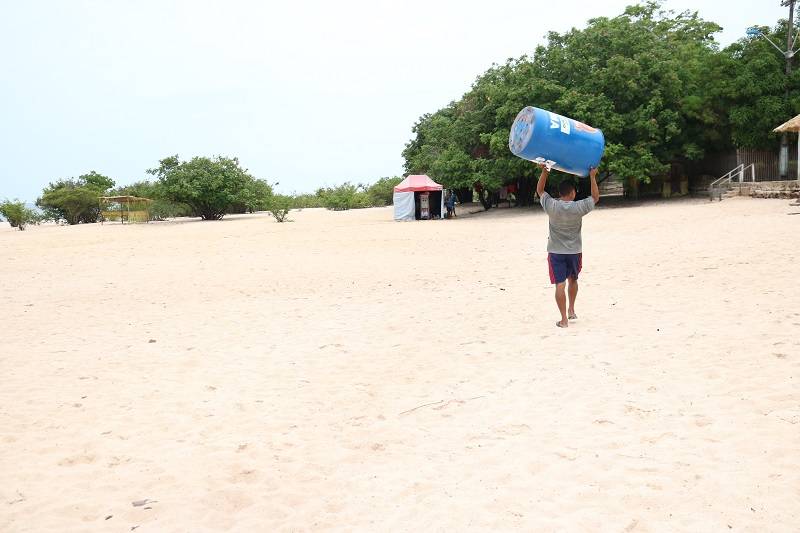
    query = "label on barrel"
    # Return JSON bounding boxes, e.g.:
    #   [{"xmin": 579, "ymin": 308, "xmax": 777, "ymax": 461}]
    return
[{"xmin": 549, "ymin": 111, "xmax": 570, "ymax": 135}]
